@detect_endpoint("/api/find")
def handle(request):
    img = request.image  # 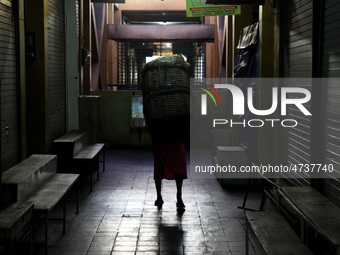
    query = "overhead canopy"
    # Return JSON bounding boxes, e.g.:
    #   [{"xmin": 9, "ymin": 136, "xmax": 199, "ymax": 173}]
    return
[
  {"xmin": 205, "ymin": 0, "xmax": 265, "ymax": 5},
  {"xmin": 122, "ymin": 11, "xmax": 201, "ymax": 25},
  {"xmin": 107, "ymin": 24, "xmax": 215, "ymax": 42}
]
